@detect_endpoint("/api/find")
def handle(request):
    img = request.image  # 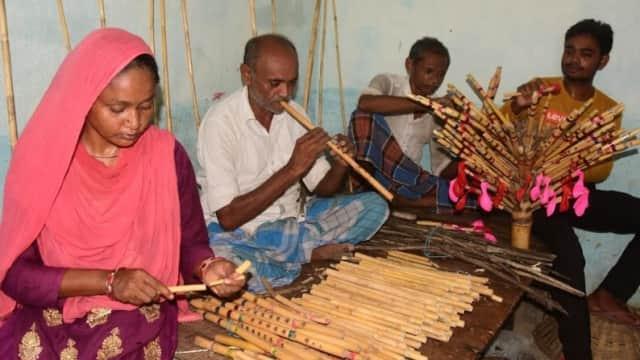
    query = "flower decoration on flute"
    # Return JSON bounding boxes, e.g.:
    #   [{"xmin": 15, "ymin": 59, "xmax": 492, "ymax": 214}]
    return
[{"xmin": 408, "ymin": 67, "xmax": 640, "ymax": 249}]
